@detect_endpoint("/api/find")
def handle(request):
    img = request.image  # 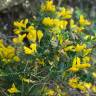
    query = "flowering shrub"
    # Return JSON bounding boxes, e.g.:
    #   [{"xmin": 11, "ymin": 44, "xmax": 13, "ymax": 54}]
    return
[{"xmin": 0, "ymin": 0, "xmax": 96, "ymax": 96}]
